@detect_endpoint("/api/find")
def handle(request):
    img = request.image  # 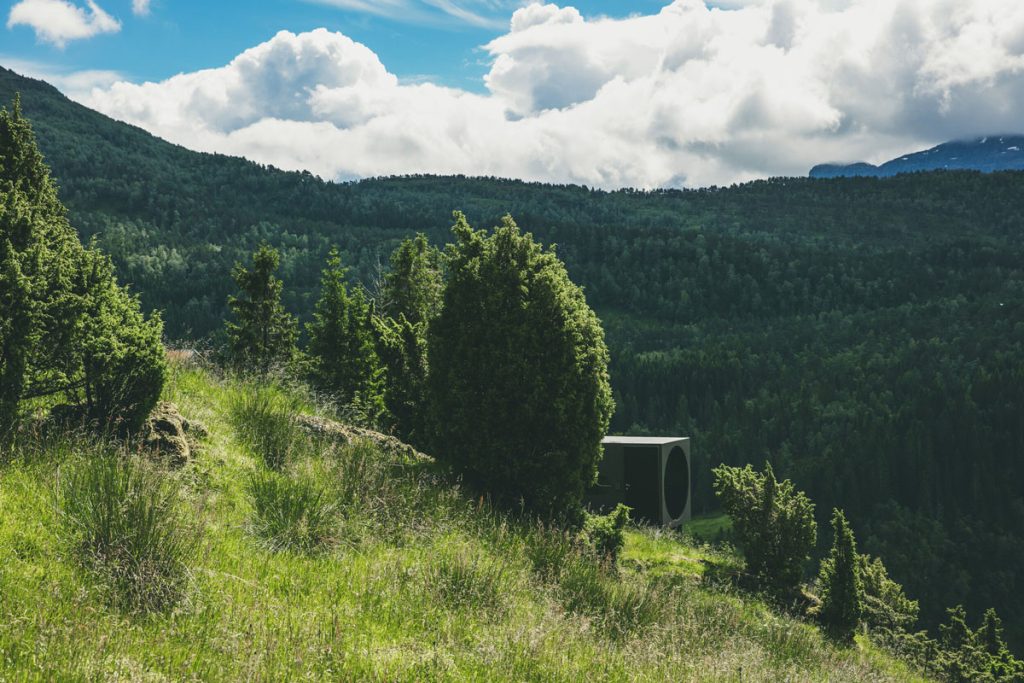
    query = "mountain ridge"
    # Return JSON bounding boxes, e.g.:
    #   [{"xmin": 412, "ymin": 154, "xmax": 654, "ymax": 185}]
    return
[{"xmin": 810, "ymin": 135, "xmax": 1024, "ymax": 178}]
